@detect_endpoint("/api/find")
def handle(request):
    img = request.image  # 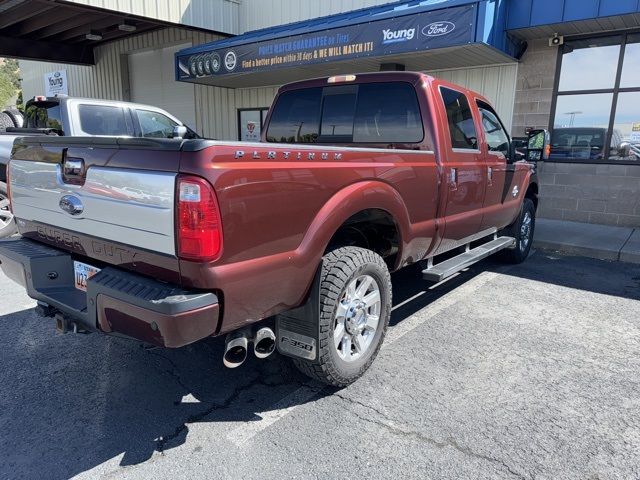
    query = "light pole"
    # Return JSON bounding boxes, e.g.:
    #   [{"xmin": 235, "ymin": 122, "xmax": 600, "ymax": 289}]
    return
[{"xmin": 563, "ymin": 111, "xmax": 583, "ymax": 126}]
